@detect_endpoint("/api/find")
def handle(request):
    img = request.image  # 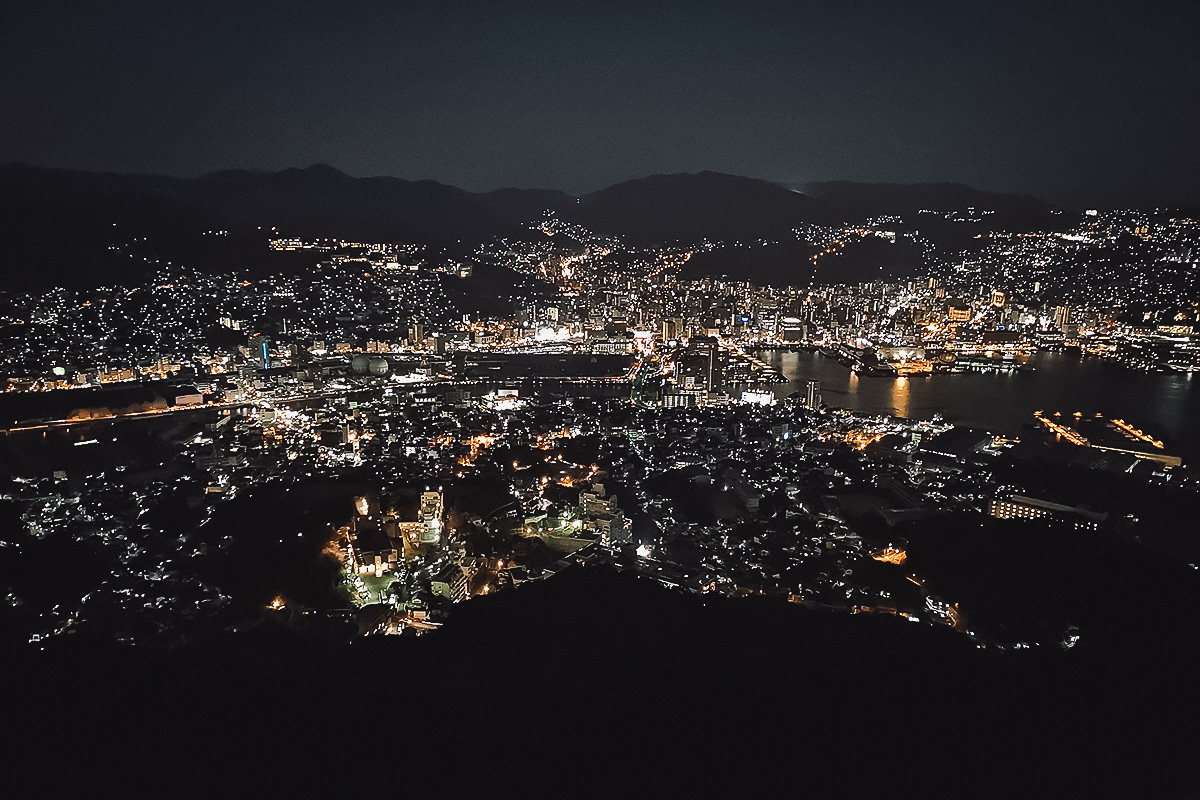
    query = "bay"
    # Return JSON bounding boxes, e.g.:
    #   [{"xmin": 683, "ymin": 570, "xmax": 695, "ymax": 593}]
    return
[{"xmin": 758, "ymin": 349, "xmax": 1200, "ymax": 461}]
